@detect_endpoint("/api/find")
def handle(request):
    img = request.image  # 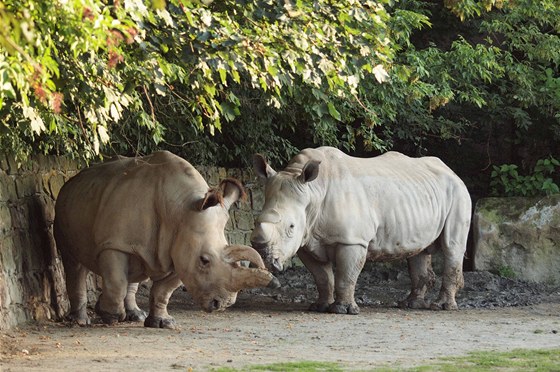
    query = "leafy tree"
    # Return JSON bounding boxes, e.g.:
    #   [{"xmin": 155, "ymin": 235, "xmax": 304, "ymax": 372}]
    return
[
  {"xmin": 1, "ymin": 0, "xmax": 558, "ymax": 198},
  {"xmin": 0, "ymin": 0, "xmax": 406, "ymax": 165}
]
